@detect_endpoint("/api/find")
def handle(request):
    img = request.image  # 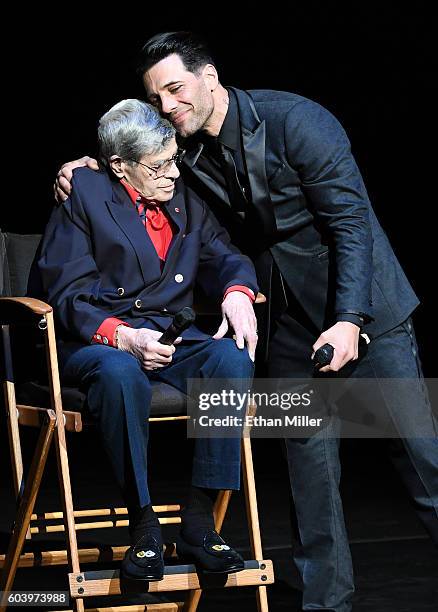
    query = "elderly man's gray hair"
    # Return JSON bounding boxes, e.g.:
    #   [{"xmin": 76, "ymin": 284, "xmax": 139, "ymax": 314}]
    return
[{"xmin": 98, "ymin": 99, "xmax": 175, "ymax": 167}]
